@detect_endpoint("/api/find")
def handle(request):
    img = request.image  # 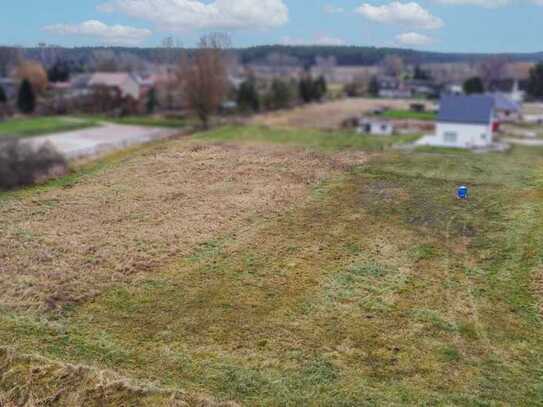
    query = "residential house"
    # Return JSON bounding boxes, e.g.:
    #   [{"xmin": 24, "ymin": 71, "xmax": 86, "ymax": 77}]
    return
[
  {"xmin": 489, "ymin": 93, "xmax": 521, "ymax": 123},
  {"xmin": 417, "ymin": 95, "xmax": 495, "ymax": 149},
  {"xmin": 0, "ymin": 78, "xmax": 19, "ymax": 101},
  {"xmin": 88, "ymin": 73, "xmax": 141, "ymax": 100},
  {"xmin": 488, "ymin": 79, "xmax": 527, "ymax": 103},
  {"xmin": 377, "ymin": 76, "xmax": 412, "ymax": 99},
  {"xmin": 405, "ymin": 79, "xmax": 440, "ymax": 99}
]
